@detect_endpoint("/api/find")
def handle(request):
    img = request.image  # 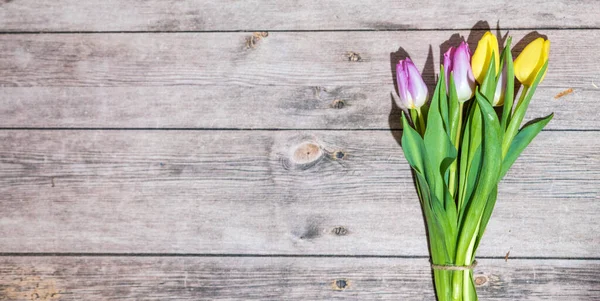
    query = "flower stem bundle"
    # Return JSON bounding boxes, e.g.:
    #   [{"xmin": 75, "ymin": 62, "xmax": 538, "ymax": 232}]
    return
[{"xmin": 395, "ymin": 33, "xmax": 553, "ymax": 301}]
